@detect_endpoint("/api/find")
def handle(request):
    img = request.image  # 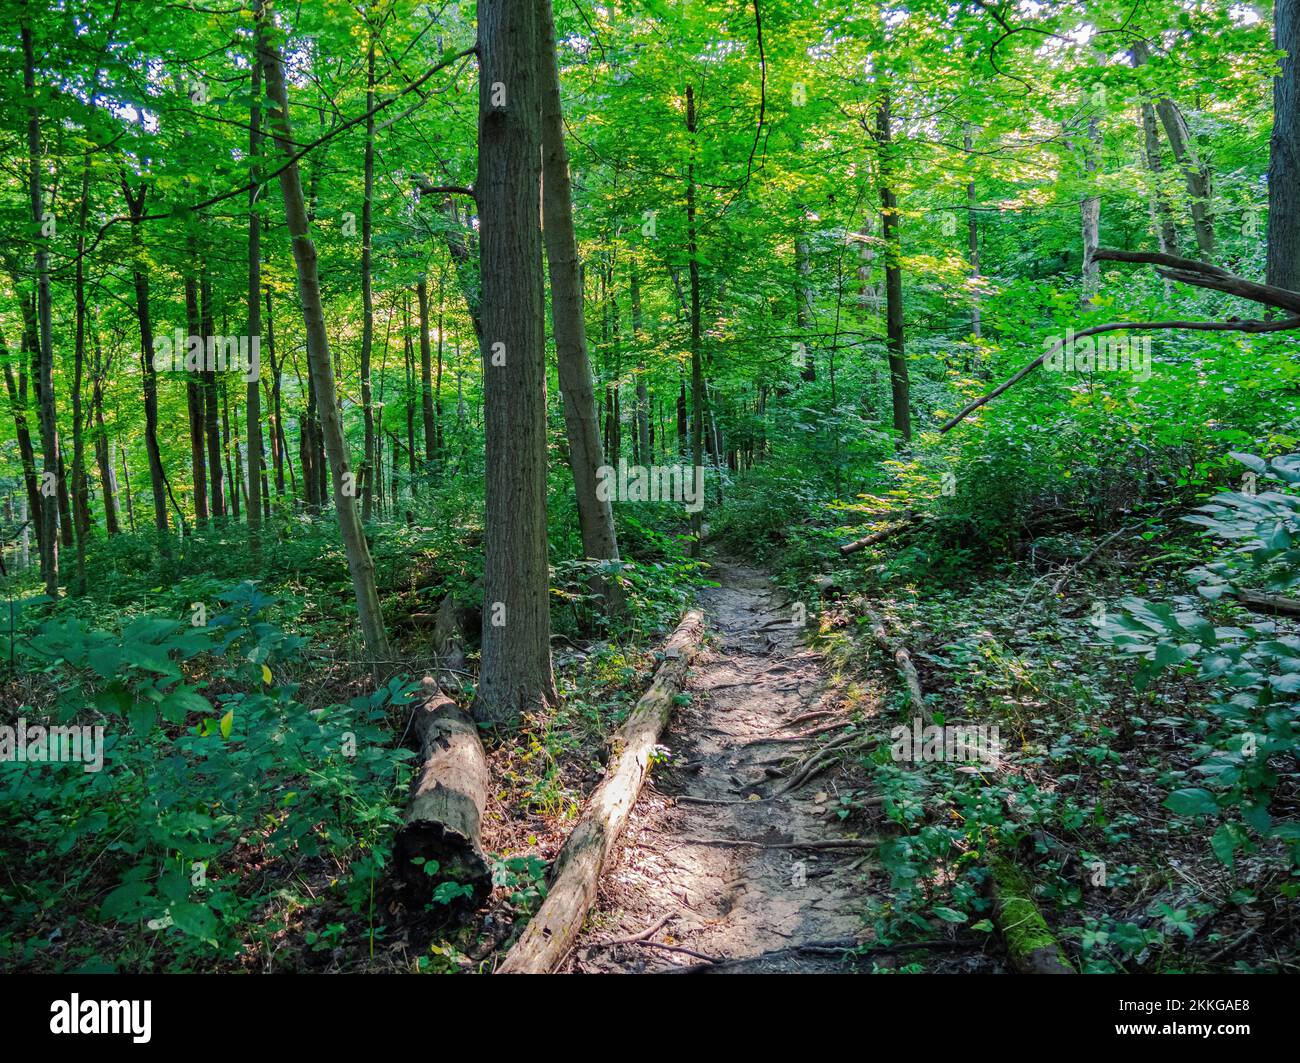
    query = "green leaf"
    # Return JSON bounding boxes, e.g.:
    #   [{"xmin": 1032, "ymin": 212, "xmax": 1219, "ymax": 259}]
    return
[{"xmin": 1164, "ymin": 788, "xmax": 1218, "ymax": 817}]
